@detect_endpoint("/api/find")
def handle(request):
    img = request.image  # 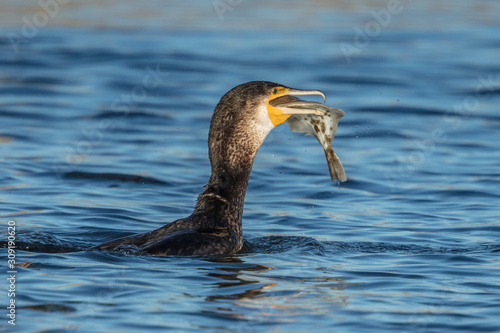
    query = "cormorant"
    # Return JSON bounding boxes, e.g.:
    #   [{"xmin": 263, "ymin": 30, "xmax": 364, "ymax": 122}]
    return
[{"xmin": 97, "ymin": 81, "xmax": 343, "ymax": 255}]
